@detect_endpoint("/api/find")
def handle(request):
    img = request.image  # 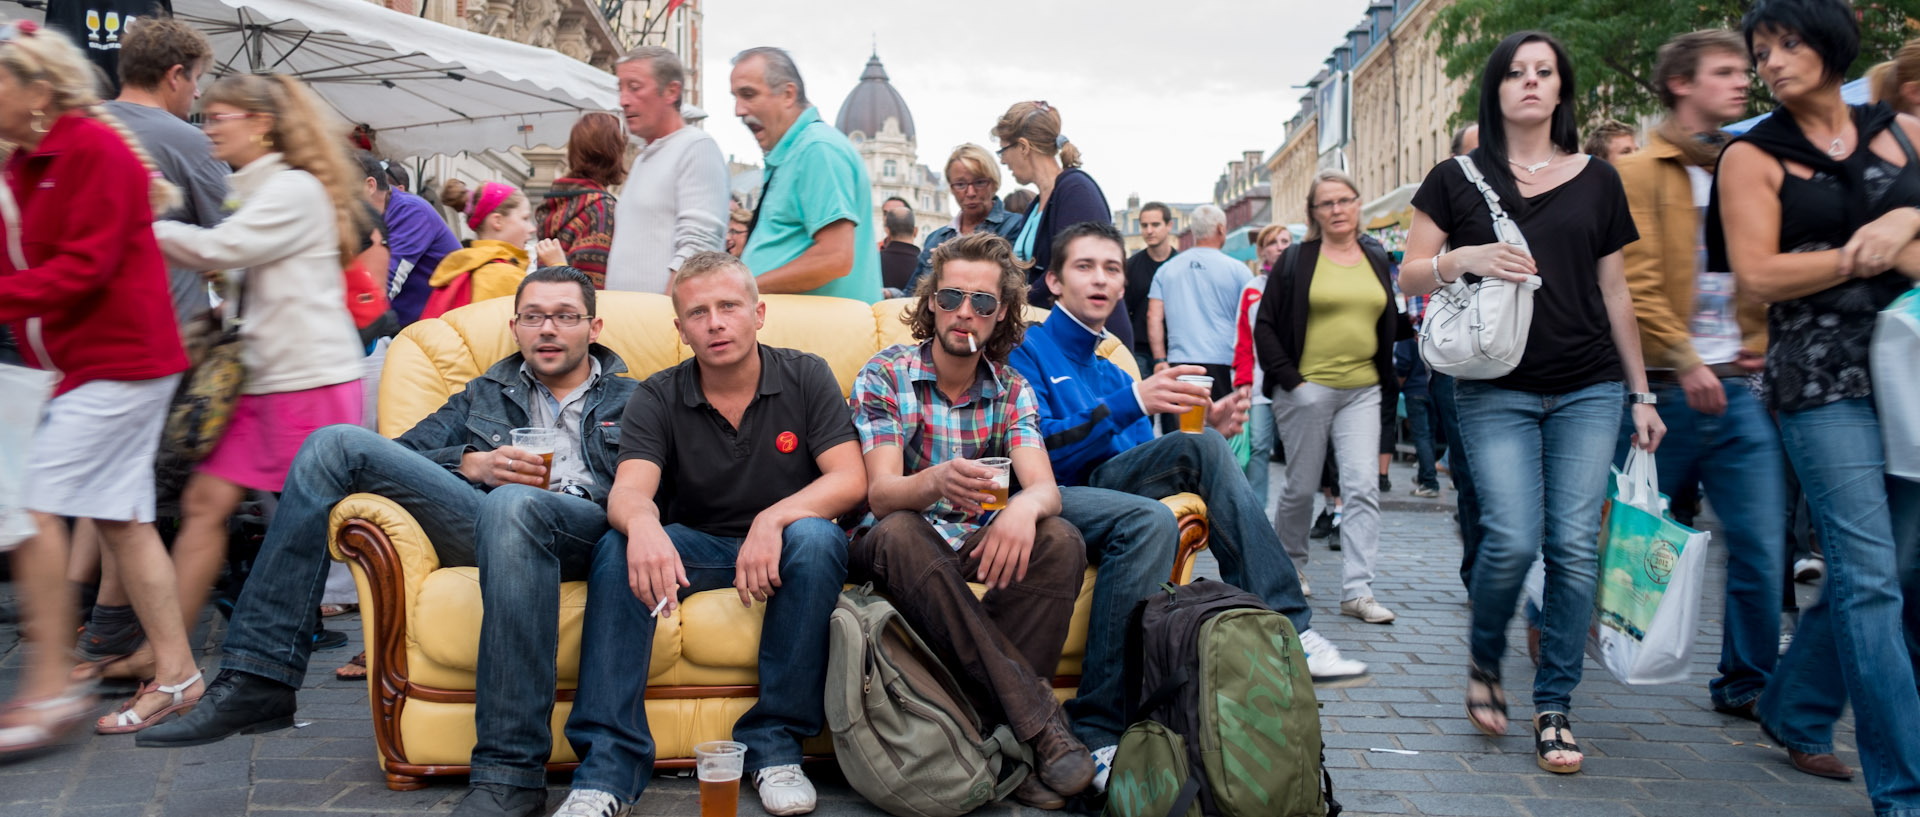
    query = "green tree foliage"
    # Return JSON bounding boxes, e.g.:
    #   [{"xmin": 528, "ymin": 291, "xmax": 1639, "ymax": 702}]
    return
[{"xmin": 1432, "ymin": 0, "xmax": 1920, "ymax": 126}]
